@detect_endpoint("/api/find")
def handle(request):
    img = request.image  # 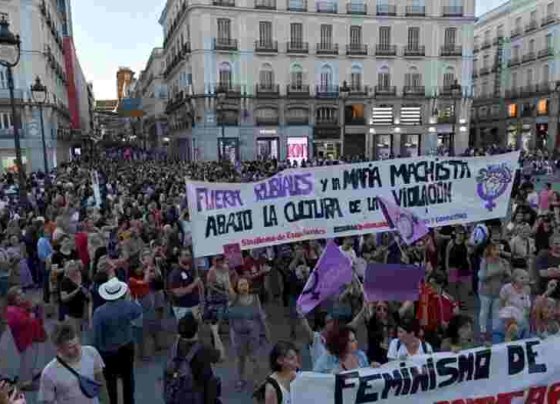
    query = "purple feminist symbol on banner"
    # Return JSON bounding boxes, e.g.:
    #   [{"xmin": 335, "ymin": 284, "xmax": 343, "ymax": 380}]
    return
[{"xmin": 476, "ymin": 164, "xmax": 513, "ymax": 211}]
